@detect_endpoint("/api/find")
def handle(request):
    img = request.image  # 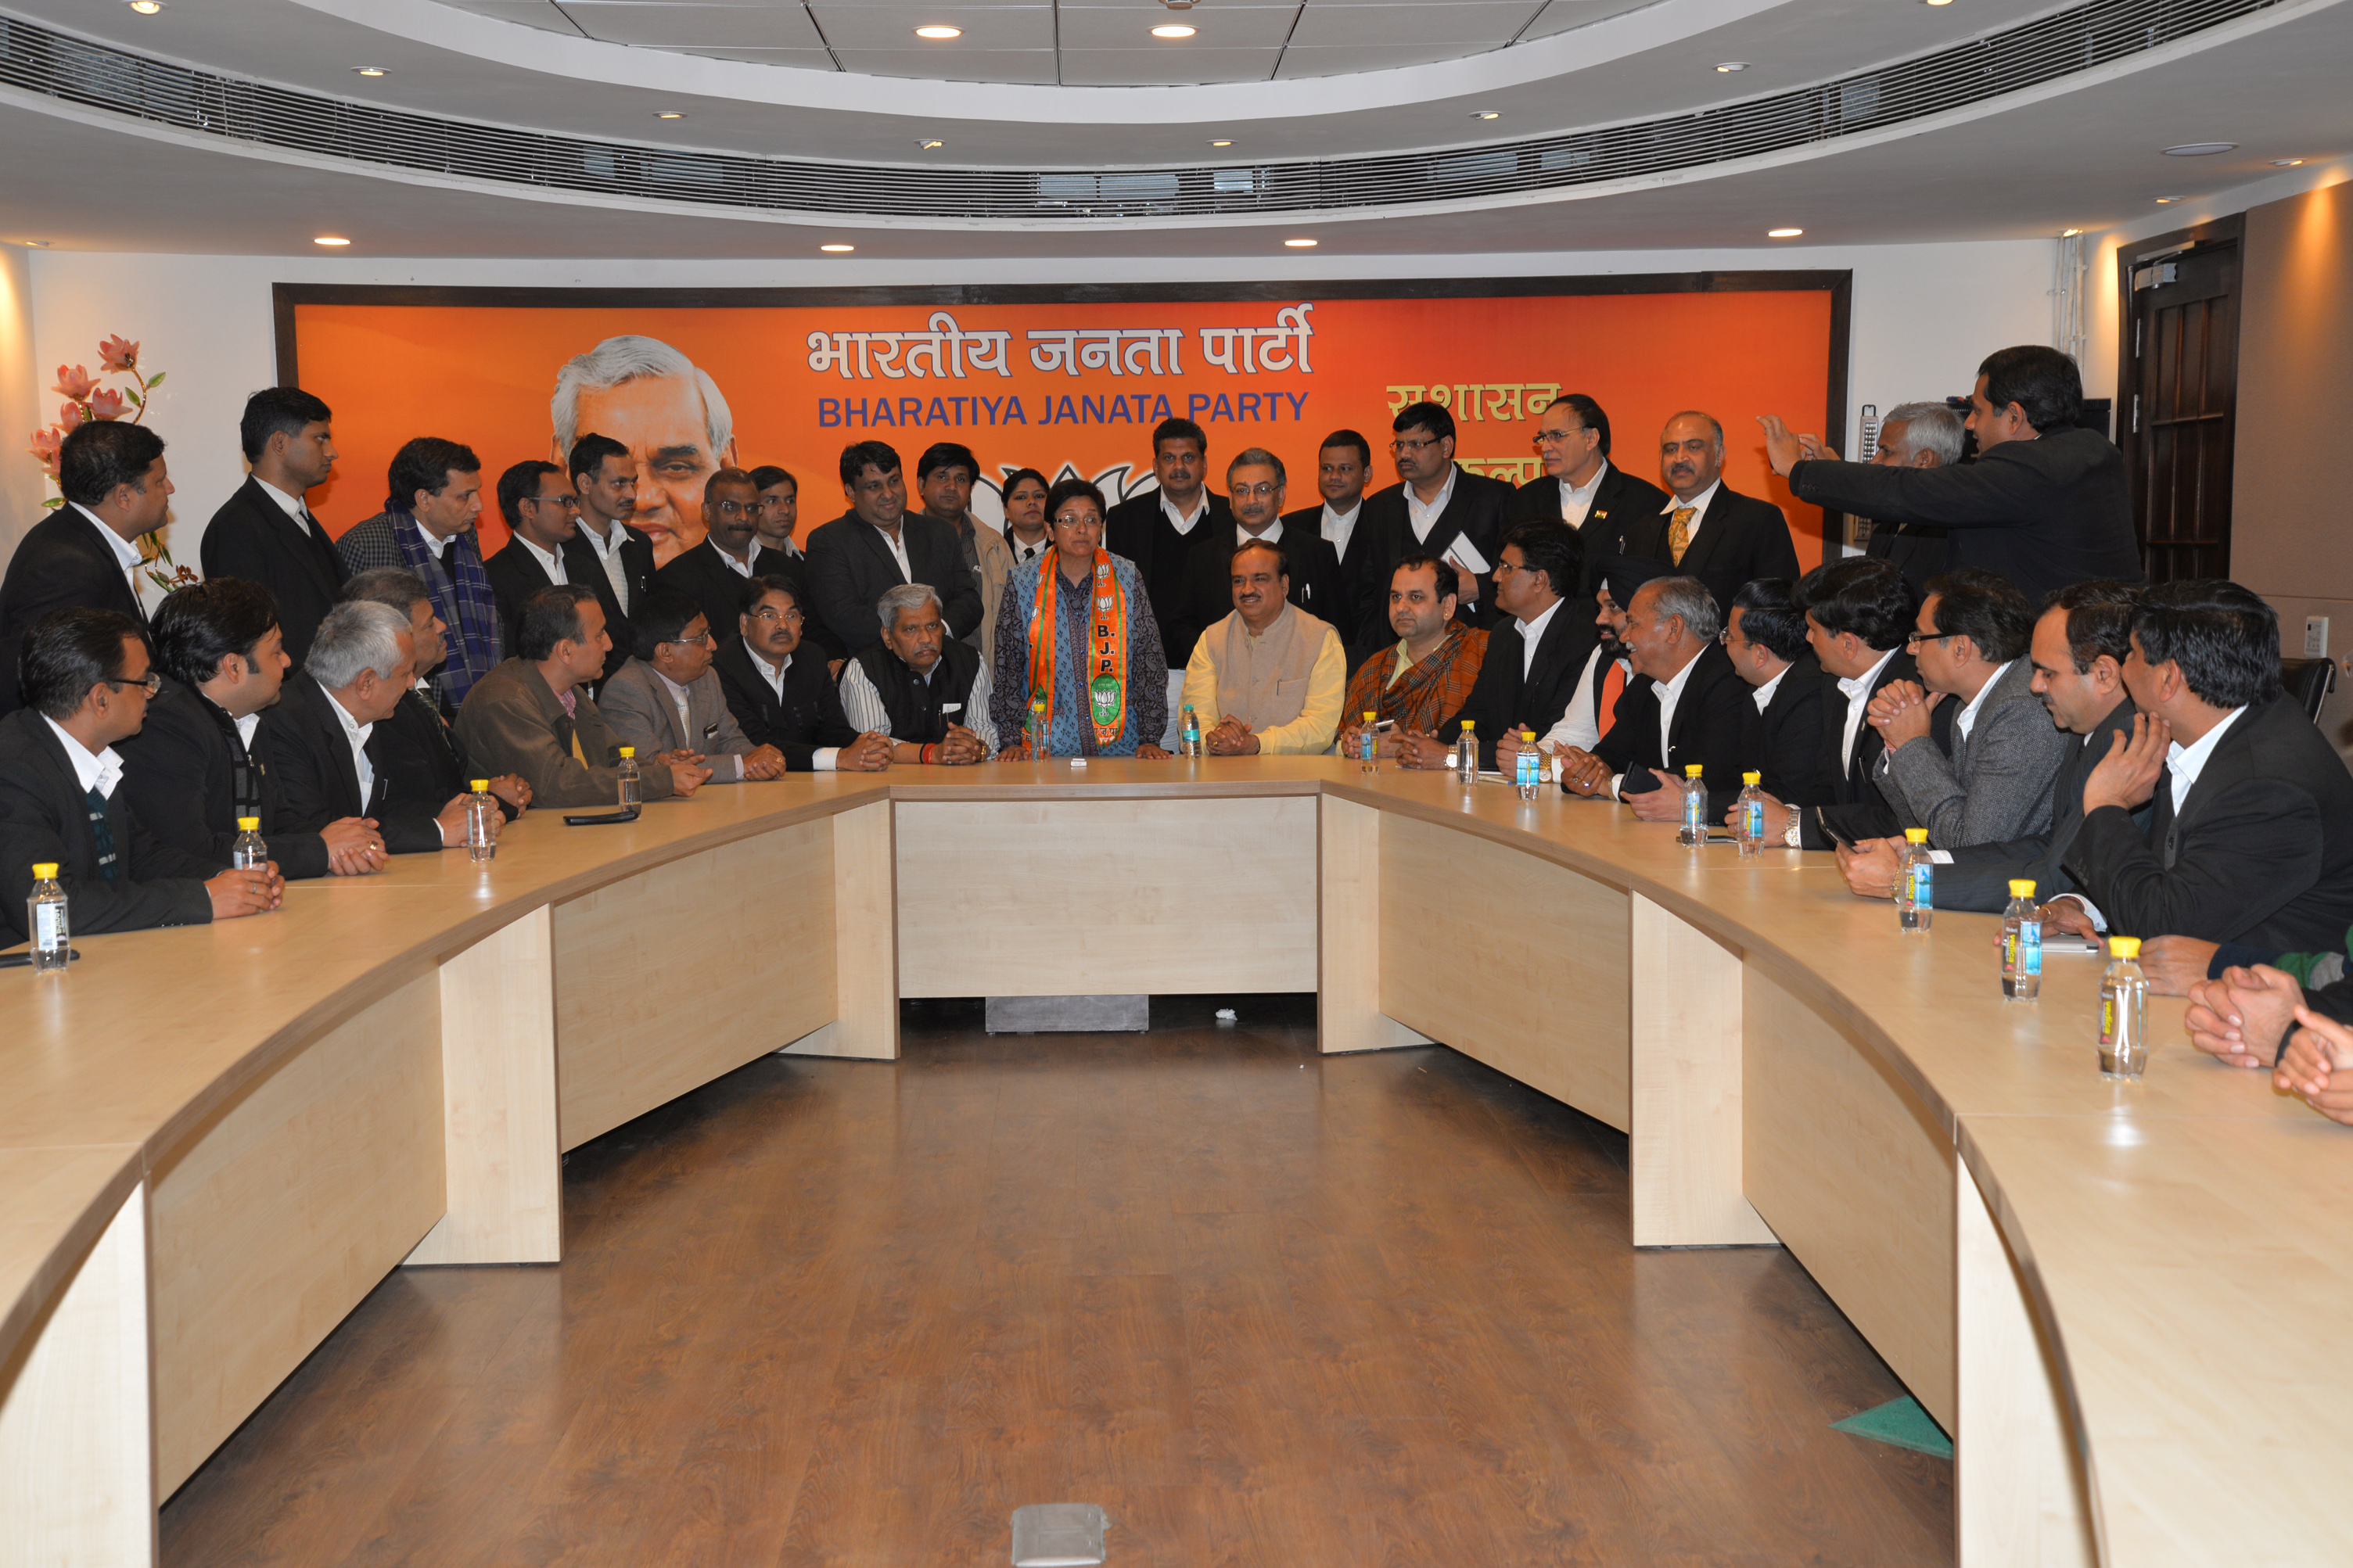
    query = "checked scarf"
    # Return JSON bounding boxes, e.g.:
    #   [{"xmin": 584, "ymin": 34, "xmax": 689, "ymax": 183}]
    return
[
  {"xmin": 1341, "ymin": 623, "xmax": 1489, "ymax": 737},
  {"xmin": 388, "ymin": 508, "xmax": 503, "ymax": 712}
]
